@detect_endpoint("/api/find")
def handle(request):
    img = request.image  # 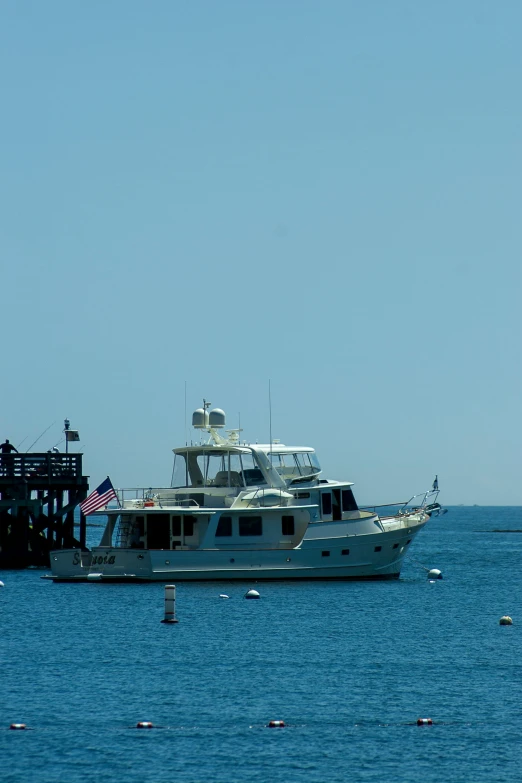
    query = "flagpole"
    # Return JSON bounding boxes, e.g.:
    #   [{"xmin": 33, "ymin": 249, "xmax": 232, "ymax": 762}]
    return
[{"xmin": 112, "ymin": 475, "xmax": 122, "ymax": 509}]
